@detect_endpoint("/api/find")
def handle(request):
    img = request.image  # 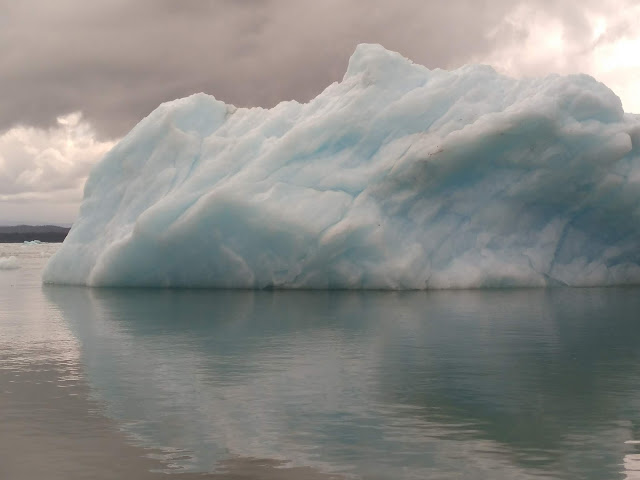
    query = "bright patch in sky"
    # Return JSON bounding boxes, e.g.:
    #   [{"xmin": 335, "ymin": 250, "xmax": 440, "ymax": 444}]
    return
[
  {"xmin": 0, "ymin": 113, "xmax": 115, "ymax": 224},
  {"xmin": 480, "ymin": 3, "xmax": 640, "ymax": 113}
]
